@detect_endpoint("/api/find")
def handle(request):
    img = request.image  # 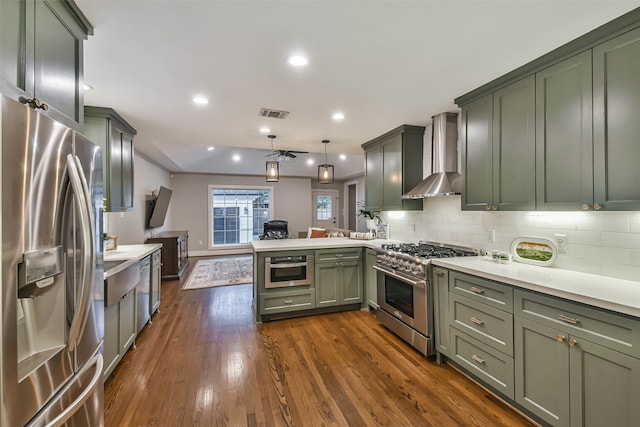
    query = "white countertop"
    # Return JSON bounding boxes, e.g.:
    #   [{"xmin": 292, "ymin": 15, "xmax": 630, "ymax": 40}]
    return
[
  {"xmin": 251, "ymin": 237, "xmax": 403, "ymax": 252},
  {"xmin": 104, "ymin": 244, "xmax": 162, "ymax": 278},
  {"xmin": 431, "ymin": 257, "xmax": 640, "ymax": 318}
]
